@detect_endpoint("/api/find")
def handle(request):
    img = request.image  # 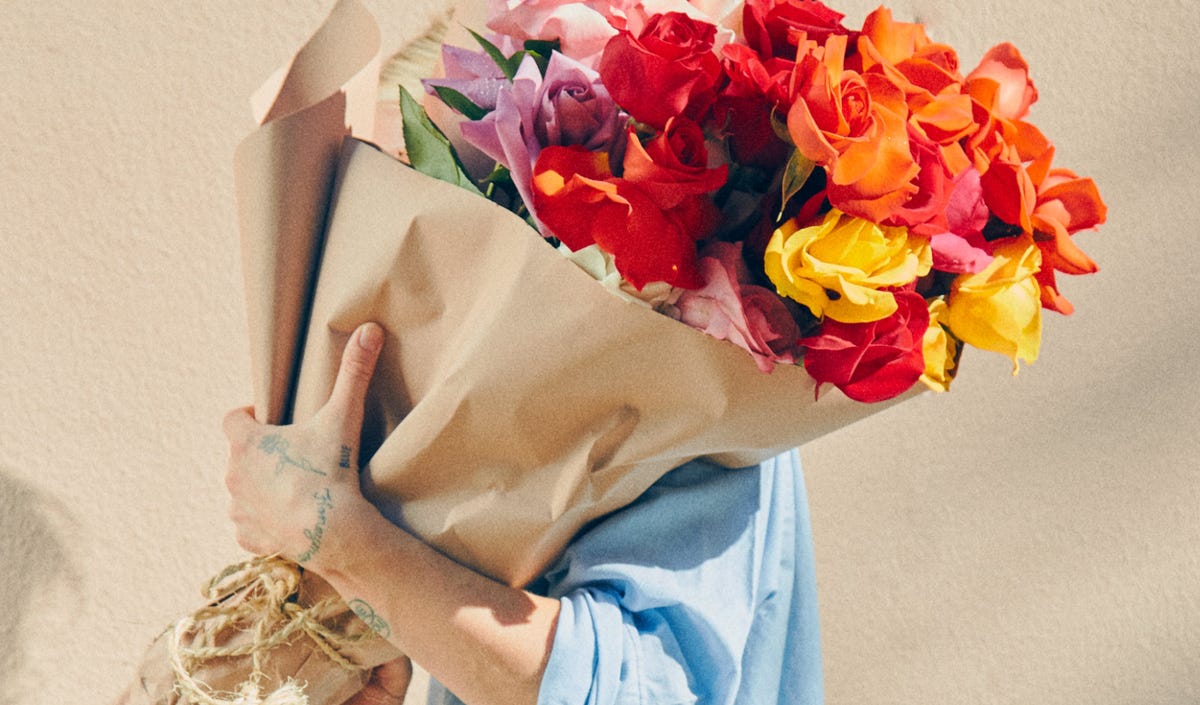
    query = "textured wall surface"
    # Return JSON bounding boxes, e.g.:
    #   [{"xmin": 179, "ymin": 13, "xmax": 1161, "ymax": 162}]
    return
[{"xmin": 0, "ymin": 1, "xmax": 1195, "ymax": 704}]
